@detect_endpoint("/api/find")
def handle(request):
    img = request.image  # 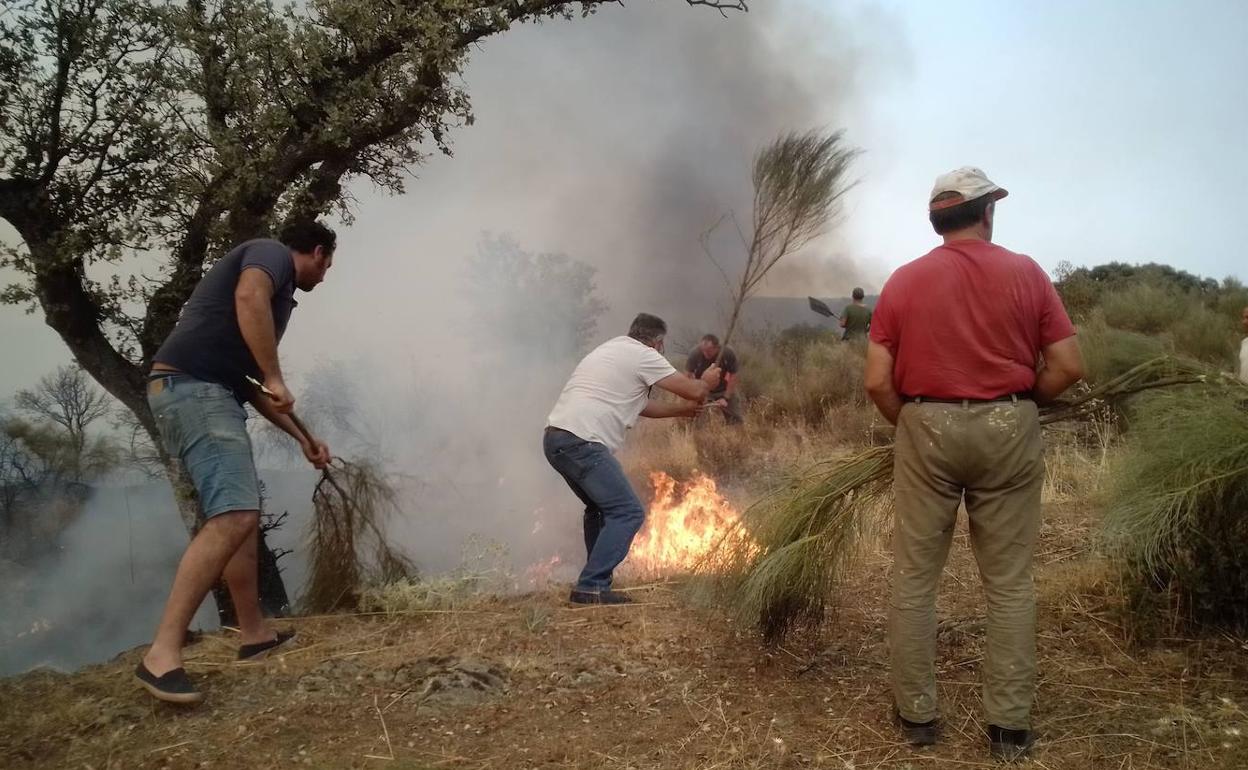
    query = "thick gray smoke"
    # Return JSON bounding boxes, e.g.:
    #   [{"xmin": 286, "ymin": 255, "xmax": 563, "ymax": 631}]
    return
[
  {"xmin": 283, "ymin": 0, "xmax": 901, "ymax": 570},
  {"xmin": 0, "ymin": 478, "xmax": 312, "ymax": 676},
  {"xmin": 0, "ymin": 0, "xmax": 904, "ymax": 674}
]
